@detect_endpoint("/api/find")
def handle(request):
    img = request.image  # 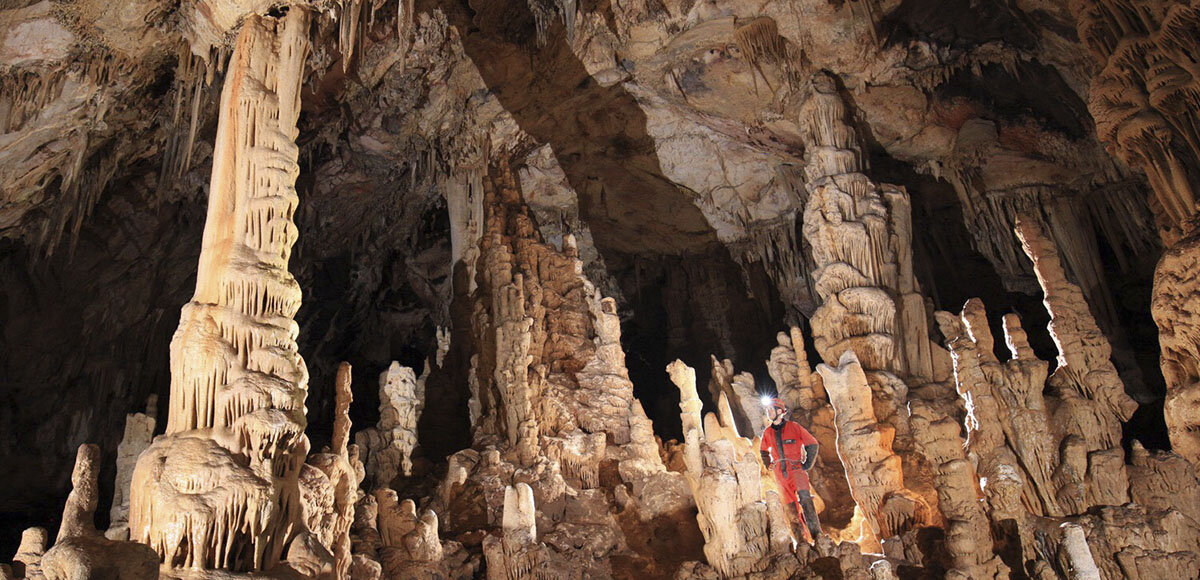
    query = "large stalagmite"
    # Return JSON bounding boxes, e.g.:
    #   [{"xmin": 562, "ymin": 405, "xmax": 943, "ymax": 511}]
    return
[
  {"xmin": 126, "ymin": 9, "xmax": 331, "ymax": 576},
  {"xmin": 799, "ymin": 69, "xmax": 943, "ymax": 543}
]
